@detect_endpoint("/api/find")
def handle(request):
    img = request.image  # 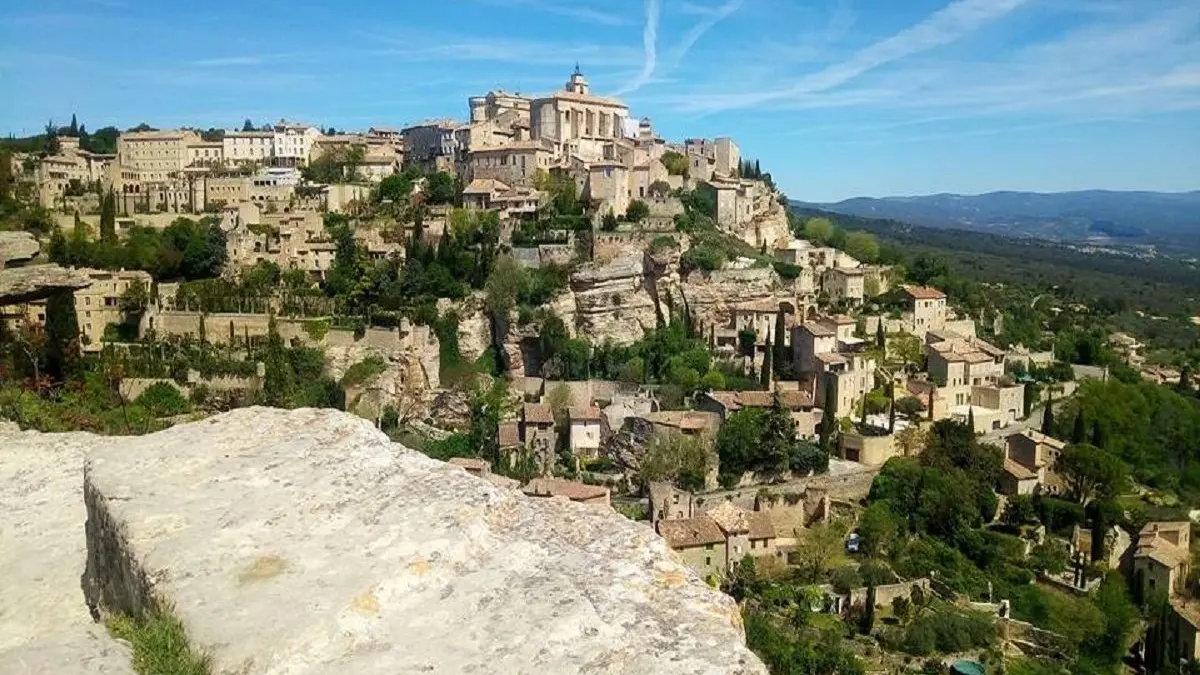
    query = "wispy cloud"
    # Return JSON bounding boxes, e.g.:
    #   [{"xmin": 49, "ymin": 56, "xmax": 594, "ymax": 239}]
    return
[
  {"xmin": 190, "ymin": 53, "xmax": 308, "ymax": 67},
  {"xmin": 367, "ymin": 31, "xmax": 642, "ymax": 69},
  {"xmin": 616, "ymin": 0, "xmax": 661, "ymax": 95},
  {"xmin": 678, "ymin": 0, "xmax": 1032, "ymax": 112},
  {"xmin": 458, "ymin": 0, "xmax": 631, "ymax": 25},
  {"xmin": 668, "ymin": 0, "xmax": 746, "ymax": 65}
]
